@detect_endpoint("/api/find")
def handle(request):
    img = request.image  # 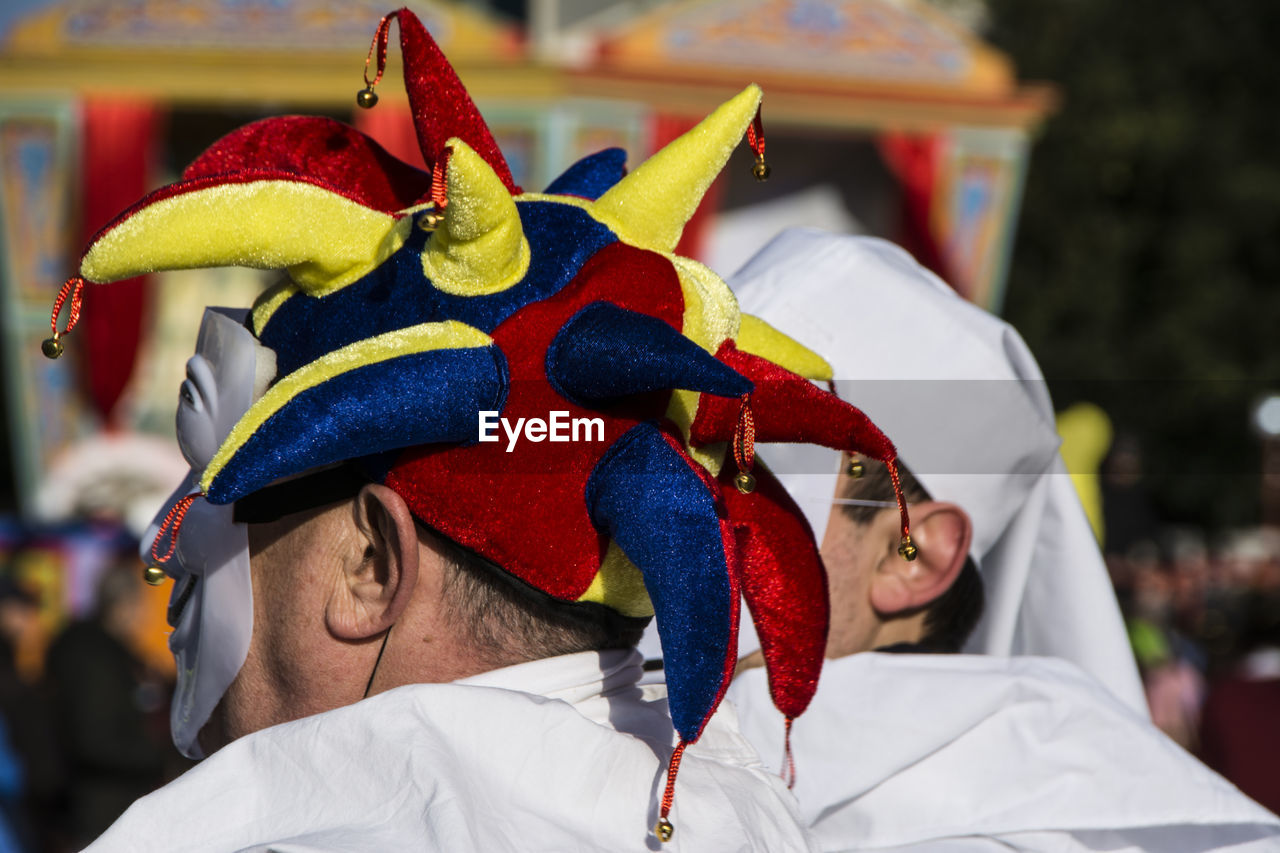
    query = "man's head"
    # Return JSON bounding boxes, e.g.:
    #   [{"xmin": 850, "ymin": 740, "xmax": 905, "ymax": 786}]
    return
[
  {"xmin": 731, "ymin": 230, "xmax": 1144, "ymax": 714},
  {"xmin": 149, "ymin": 307, "xmax": 271, "ymax": 758},
  {"xmin": 57, "ymin": 12, "xmax": 911, "ymax": 765},
  {"xmin": 202, "ymin": 480, "xmax": 642, "ymax": 753},
  {"xmin": 820, "ymin": 457, "xmax": 982, "ymax": 656}
]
